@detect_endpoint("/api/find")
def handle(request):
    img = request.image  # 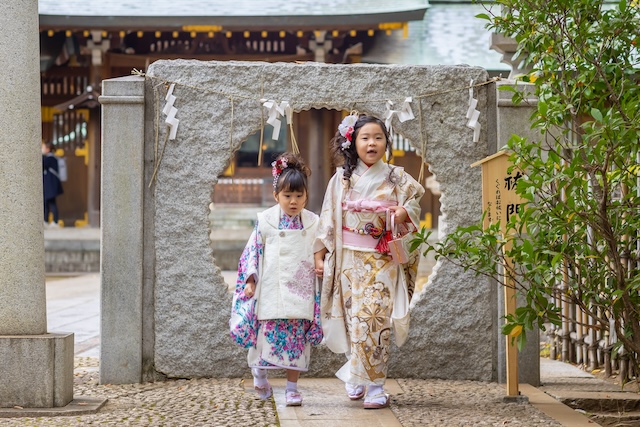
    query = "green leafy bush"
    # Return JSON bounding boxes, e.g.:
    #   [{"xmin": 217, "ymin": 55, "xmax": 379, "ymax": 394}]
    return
[{"xmin": 415, "ymin": 1, "xmax": 640, "ymax": 367}]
